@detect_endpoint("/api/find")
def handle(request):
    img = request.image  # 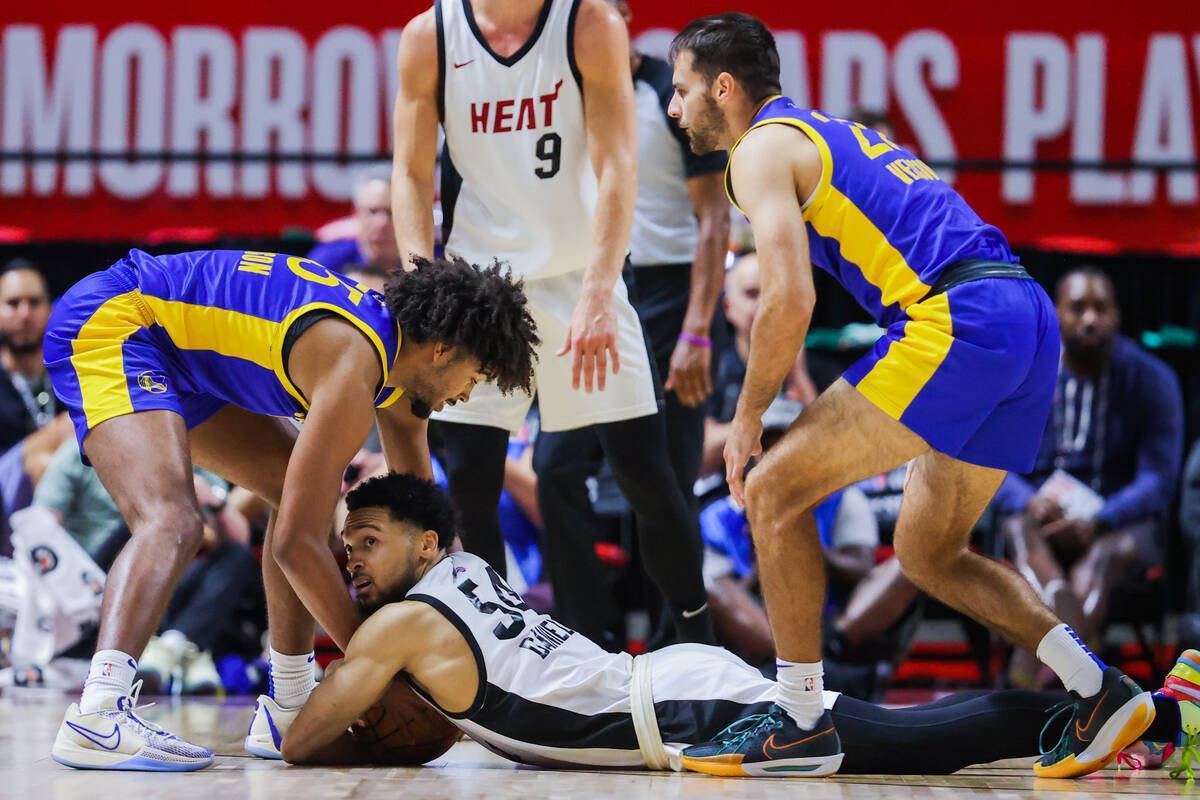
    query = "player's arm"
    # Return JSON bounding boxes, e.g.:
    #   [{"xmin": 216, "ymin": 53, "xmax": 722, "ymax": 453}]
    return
[
  {"xmin": 273, "ymin": 322, "xmax": 381, "ymax": 651},
  {"xmin": 724, "ymin": 126, "xmax": 820, "ymax": 504},
  {"xmin": 391, "ymin": 8, "xmax": 440, "ymax": 264},
  {"xmin": 375, "ymin": 399, "xmax": 434, "ymax": 480},
  {"xmin": 281, "ymin": 603, "xmax": 416, "ymax": 765},
  {"xmin": 665, "ymin": 171, "xmax": 730, "ymax": 407},
  {"xmin": 557, "ymin": 0, "xmax": 637, "ymax": 392}
]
